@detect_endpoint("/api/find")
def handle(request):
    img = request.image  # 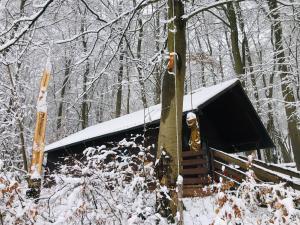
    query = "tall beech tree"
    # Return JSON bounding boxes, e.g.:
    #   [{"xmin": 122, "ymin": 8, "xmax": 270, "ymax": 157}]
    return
[
  {"xmin": 156, "ymin": 0, "xmax": 186, "ymax": 221},
  {"xmin": 268, "ymin": 0, "xmax": 300, "ymax": 169}
]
